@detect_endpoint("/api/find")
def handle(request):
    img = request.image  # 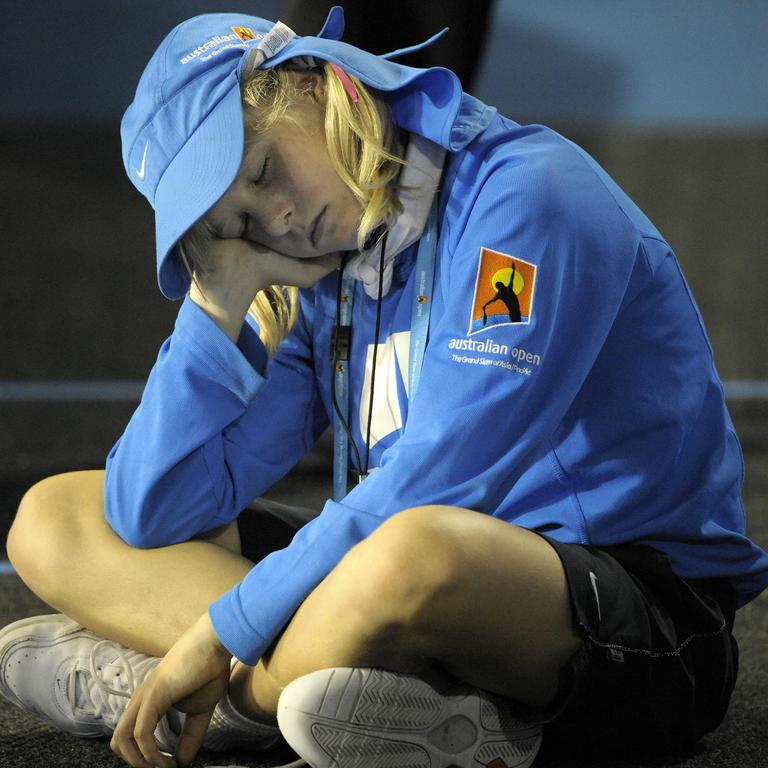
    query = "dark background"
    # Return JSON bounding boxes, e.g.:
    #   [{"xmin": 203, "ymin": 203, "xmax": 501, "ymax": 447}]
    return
[{"xmin": 0, "ymin": 3, "xmax": 766, "ymax": 764}]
